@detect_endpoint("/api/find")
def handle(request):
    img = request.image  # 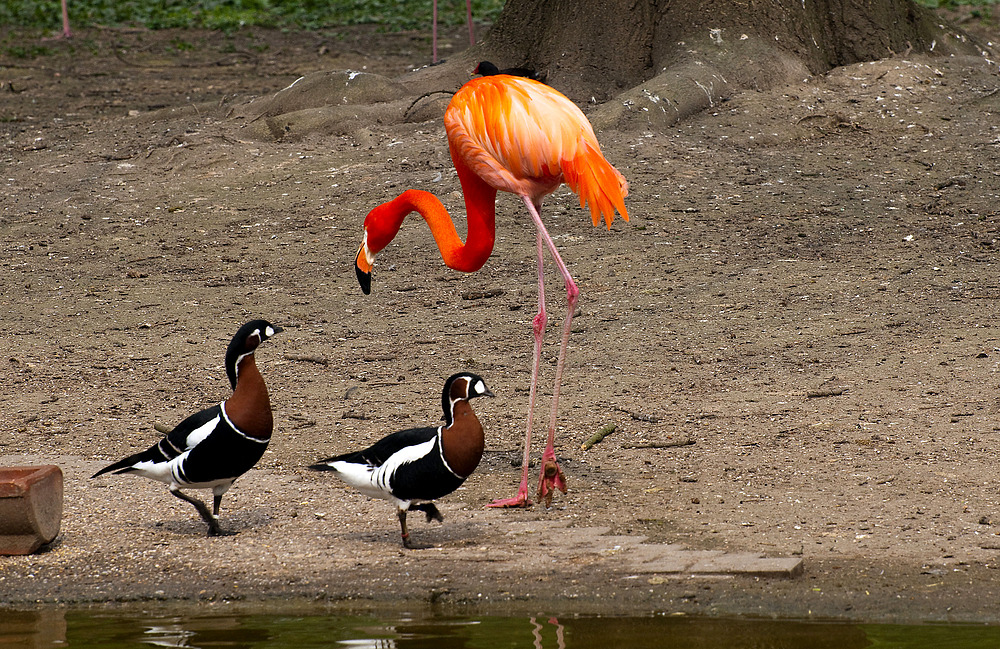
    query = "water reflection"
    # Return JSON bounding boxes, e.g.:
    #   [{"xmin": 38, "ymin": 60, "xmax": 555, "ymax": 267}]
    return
[
  {"xmin": 137, "ymin": 616, "xmax": 269, "ymax": 649},
  {"xmin": 142, "ymin": 621, "xmax": 197, "ymax": 648},
  {"xmin": 0, "ymin": 608, "xmax": 66, "ymax": 648},
  {"xmin": 531, "ymin": 617, "xmax": 565, "ymax": 649},
  {"xmin": 64, "ymin": 613, "xmax": 272, "ymax": 649},
  {"xmin": 1, "ymin": 607, "xmax": 999, "ymax": 648}
]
